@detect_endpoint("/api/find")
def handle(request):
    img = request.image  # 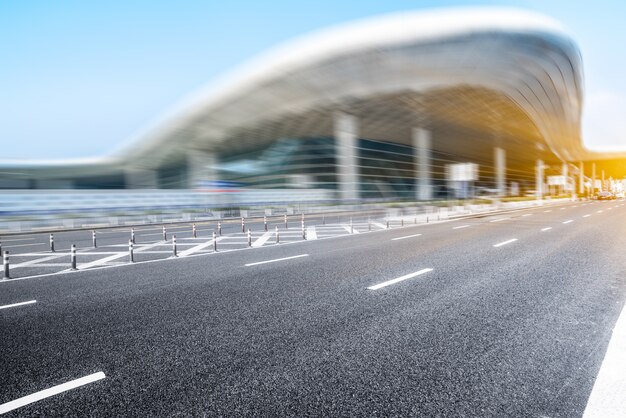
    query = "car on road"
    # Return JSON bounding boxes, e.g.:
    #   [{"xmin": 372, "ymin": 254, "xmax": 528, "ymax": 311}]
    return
[{"xmin": 594, "ymin": 191, "xmax": 615, "ymax": 200}]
